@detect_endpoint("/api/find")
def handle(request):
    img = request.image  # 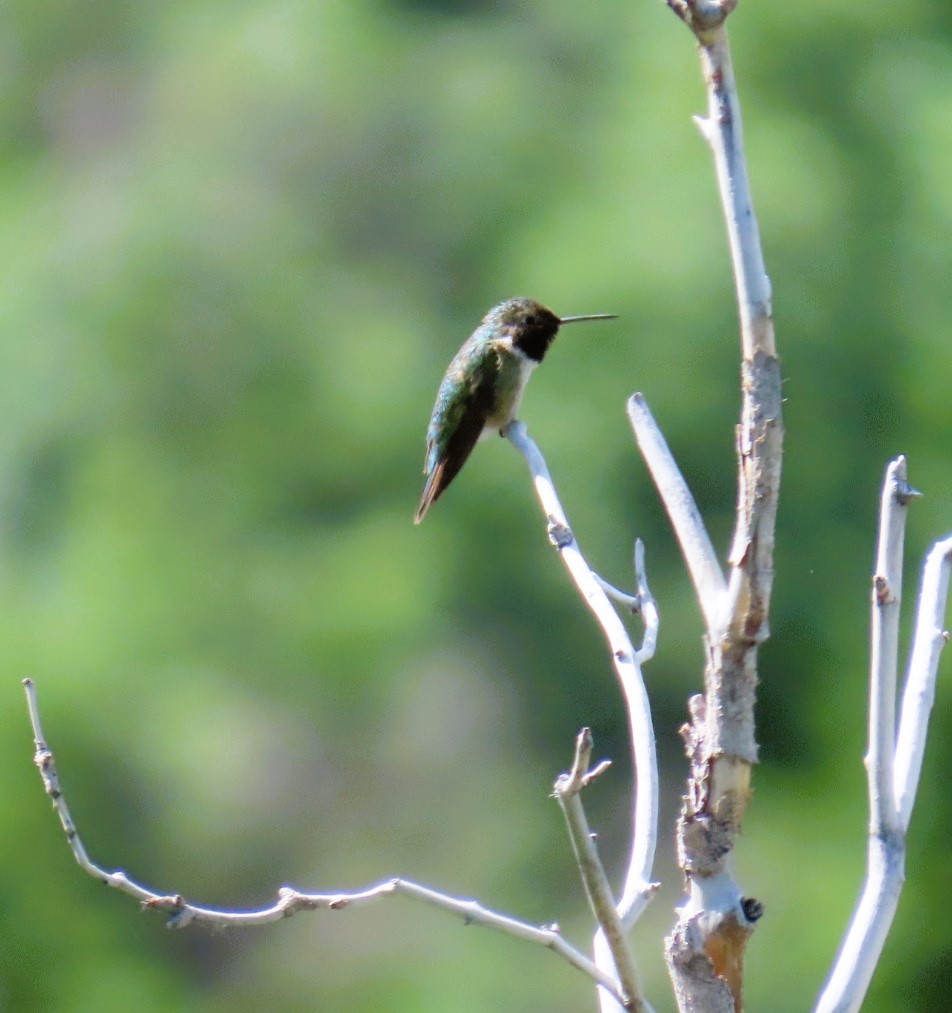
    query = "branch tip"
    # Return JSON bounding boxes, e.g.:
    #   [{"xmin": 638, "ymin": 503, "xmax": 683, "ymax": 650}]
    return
[{"xmin": 582, "ymin": 759, "xmax": 613, "ymax": 789}]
